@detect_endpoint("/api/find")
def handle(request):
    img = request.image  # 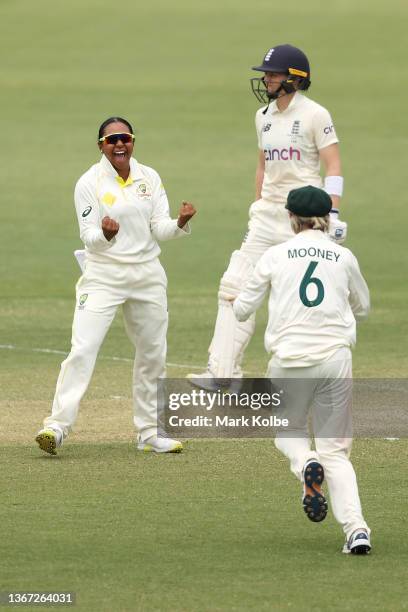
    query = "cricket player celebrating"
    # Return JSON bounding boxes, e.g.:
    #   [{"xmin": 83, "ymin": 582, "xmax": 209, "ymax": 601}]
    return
[
  {"xmin": 233, "ymin": 185, "xmax": 371, "ymax": 554},
  {"xmin": 188, "ymin": 44, "xmax": 347, "ymax": 388},
  {"xmin": 36, "ymin": 116, "xmax": 196, "ymax": 455}
]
